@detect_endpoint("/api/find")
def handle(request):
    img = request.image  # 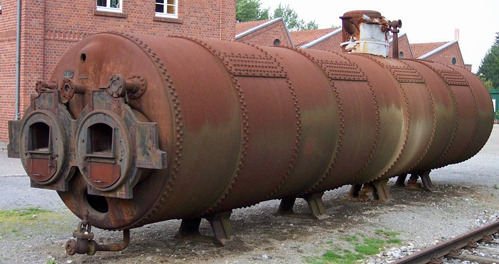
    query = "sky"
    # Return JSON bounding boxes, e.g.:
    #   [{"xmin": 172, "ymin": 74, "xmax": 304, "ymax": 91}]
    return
[{"xmin": 259, "ymin": 0, "xmax": 499, "ymax": 73}]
